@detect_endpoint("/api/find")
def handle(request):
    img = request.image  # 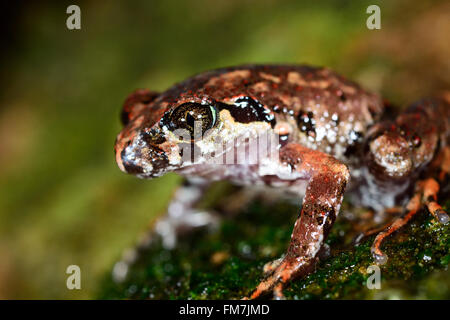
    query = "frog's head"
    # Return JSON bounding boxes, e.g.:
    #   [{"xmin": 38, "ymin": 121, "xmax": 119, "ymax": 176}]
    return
[
  {"xmin": 365, "ymin": 114, "xmax": 437, "ymax": 180},
  {"xmin": 115, "ymin": 89, "xmax": 275, "ymax": 178}
]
